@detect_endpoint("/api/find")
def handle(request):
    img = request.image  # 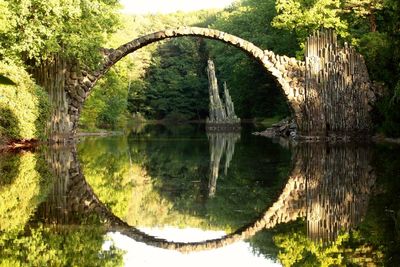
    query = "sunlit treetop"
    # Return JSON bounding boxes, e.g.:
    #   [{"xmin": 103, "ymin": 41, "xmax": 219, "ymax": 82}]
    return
[
  {"xmin": 272, "ymin": 0, "xmax": 384, "ymax": 40},
  {"xmin": 0, "ymin": 0, "xmax": 121, "ymax": 67}
]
